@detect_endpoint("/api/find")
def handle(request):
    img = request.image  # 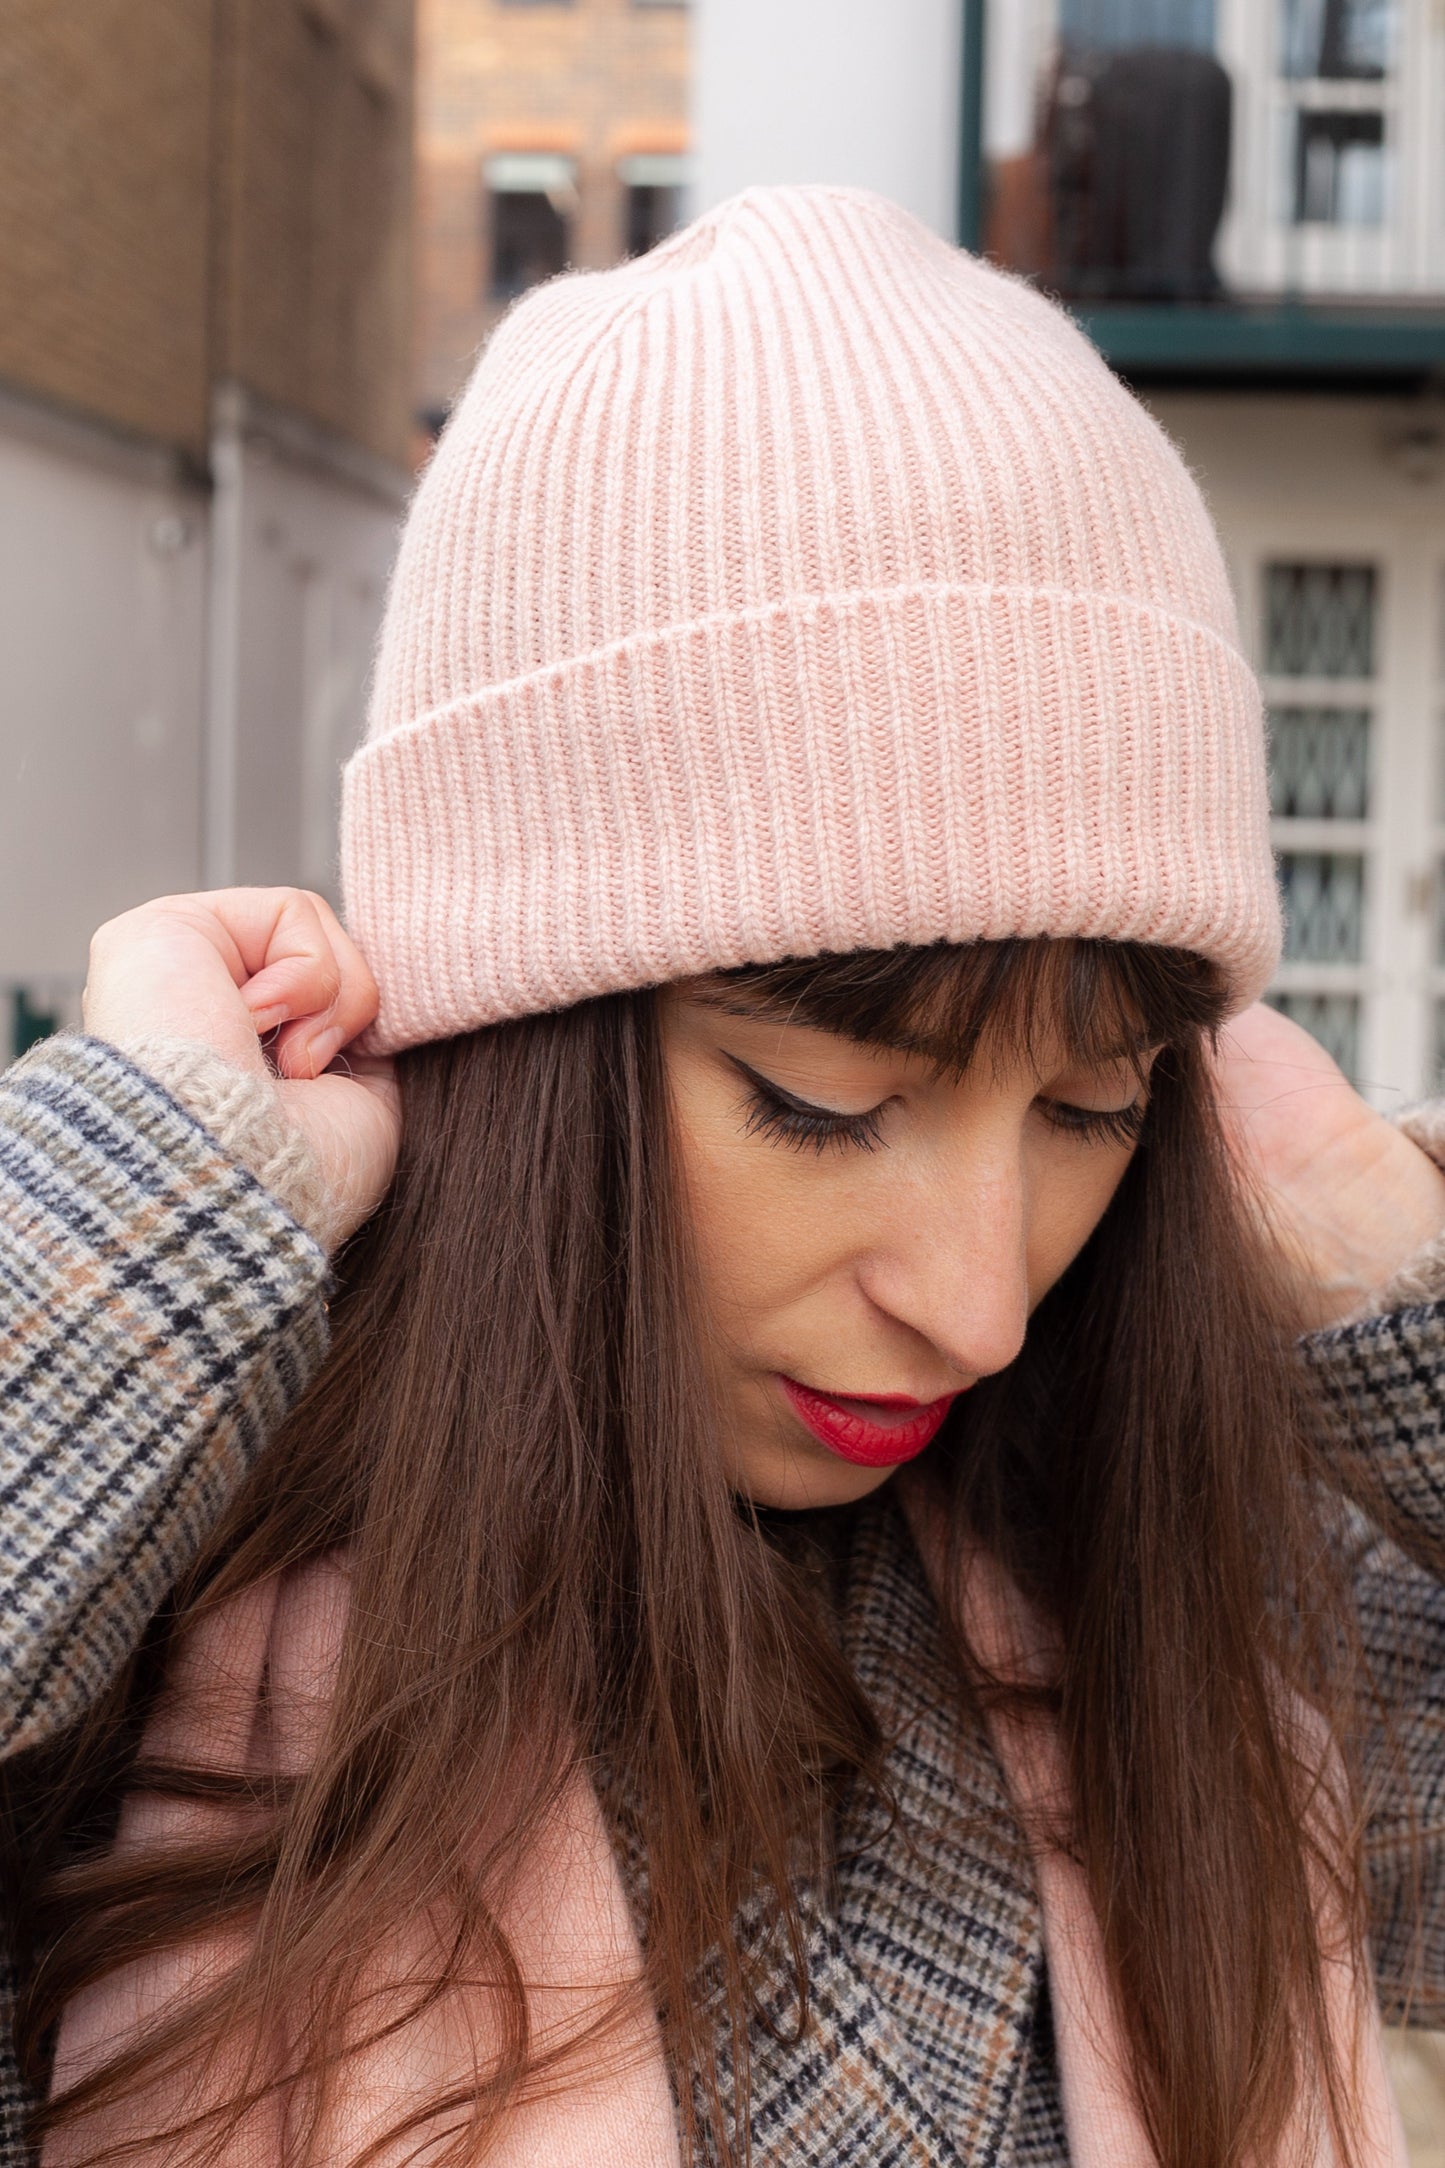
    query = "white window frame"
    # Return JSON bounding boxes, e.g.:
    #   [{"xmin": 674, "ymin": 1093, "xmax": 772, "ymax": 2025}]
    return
[{"xmin": 1215, "ymin": 0, "xmax": 1445, "ymax": 296}]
